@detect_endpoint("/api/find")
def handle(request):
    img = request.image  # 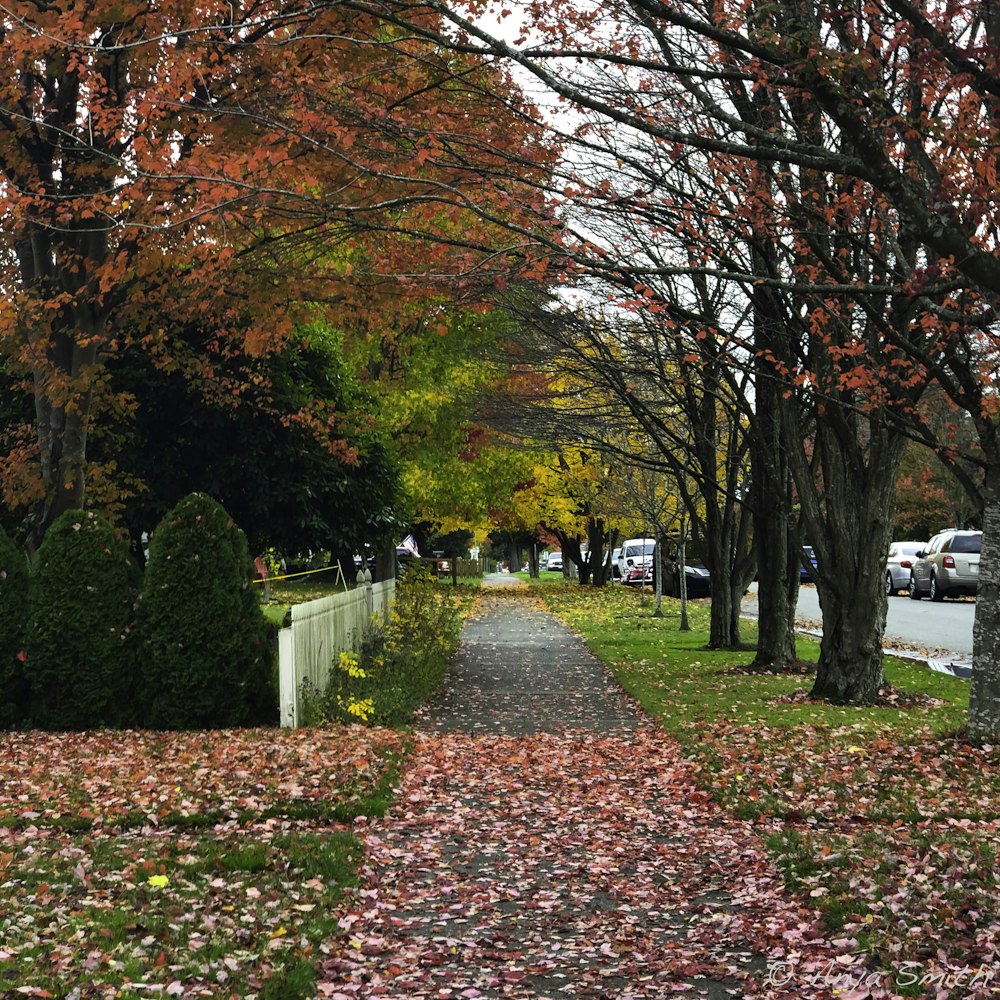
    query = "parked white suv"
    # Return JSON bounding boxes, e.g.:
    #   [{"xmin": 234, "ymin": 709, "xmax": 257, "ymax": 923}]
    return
[
  {"xmin": 908, "ymin": 529, "xmax": 982, "ymax": 601},
  {"xmin": 618, "ymin": 537, "xmax": 655, "ymax": 585}
]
